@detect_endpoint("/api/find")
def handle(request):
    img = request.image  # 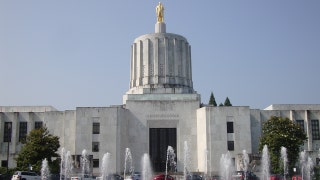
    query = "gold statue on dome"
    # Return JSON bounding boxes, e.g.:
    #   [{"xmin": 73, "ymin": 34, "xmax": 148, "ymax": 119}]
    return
[{"xmin": 156, "ymin": 2, "xmax": 164, "ymax": 23}]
